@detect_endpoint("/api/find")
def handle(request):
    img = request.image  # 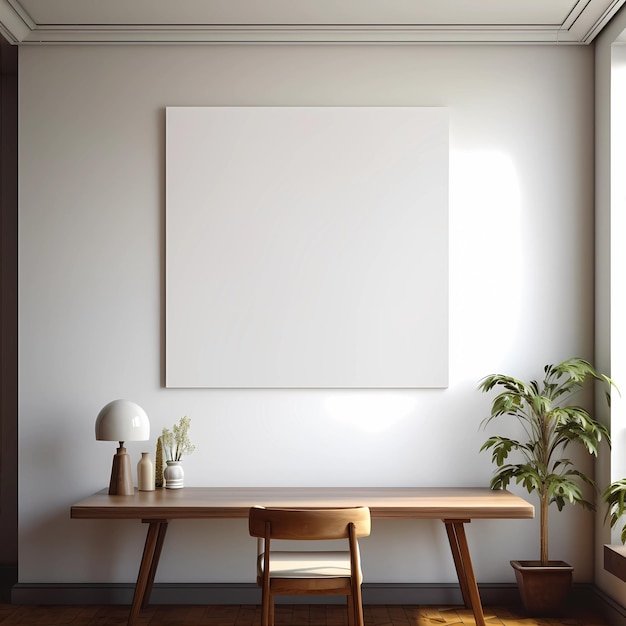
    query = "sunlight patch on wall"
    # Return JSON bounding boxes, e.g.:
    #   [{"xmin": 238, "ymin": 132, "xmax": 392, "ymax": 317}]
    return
[
  {"xmin": 449, "ymin": 149, "xmax": 522, "ymax": 374},
  {"xmin": 323, "ymin": 391, "xmax": 417, "ymax": 433}
]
